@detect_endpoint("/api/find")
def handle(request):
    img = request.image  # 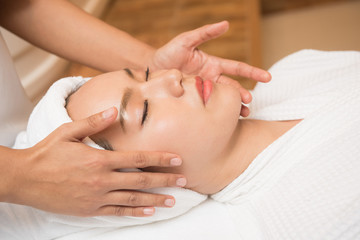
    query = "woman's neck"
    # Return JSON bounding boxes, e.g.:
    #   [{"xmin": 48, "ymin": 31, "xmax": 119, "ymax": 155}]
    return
[{"xmin": 192, "ymin": 119, "xmax": 301, "ymax": 194}]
